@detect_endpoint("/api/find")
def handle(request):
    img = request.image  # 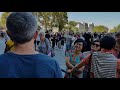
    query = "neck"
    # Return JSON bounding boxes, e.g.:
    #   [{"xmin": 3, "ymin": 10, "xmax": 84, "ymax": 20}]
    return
[
  {"xmin": 11, "ymin": 40, "xmax": 39, "ymax": 55},
  {"xmin": 74, "ymin": 50, "xmax": 80, "ymax": 55},
  {"xmin": 101, "ymin": 48, "xmax": 112, "ymax": 53},
  {"xmin": 41, "ymin": 38, "xmax": 45, "ymax": 42}
]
